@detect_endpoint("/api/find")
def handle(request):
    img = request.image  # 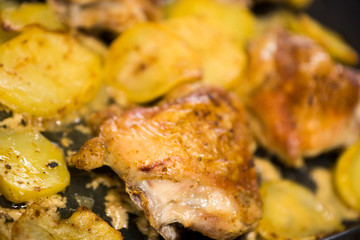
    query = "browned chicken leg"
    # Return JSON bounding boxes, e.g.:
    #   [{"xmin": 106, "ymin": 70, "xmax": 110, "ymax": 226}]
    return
[
  {"xmin": 69, "ymin": 85, "xmax": 262, "ymax": 240},
  {"xmin": 244, "ymin": 28, "xmax": 360, "ymax": 167}
]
